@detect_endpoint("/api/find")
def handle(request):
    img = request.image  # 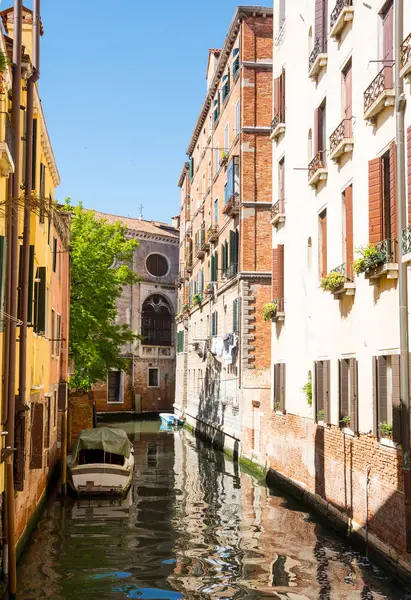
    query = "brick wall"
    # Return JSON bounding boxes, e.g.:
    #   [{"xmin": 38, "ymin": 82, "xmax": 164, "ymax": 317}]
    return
[{"xmin": 68, "ymin": 392, "xmax": 94, "ymax": 449}]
